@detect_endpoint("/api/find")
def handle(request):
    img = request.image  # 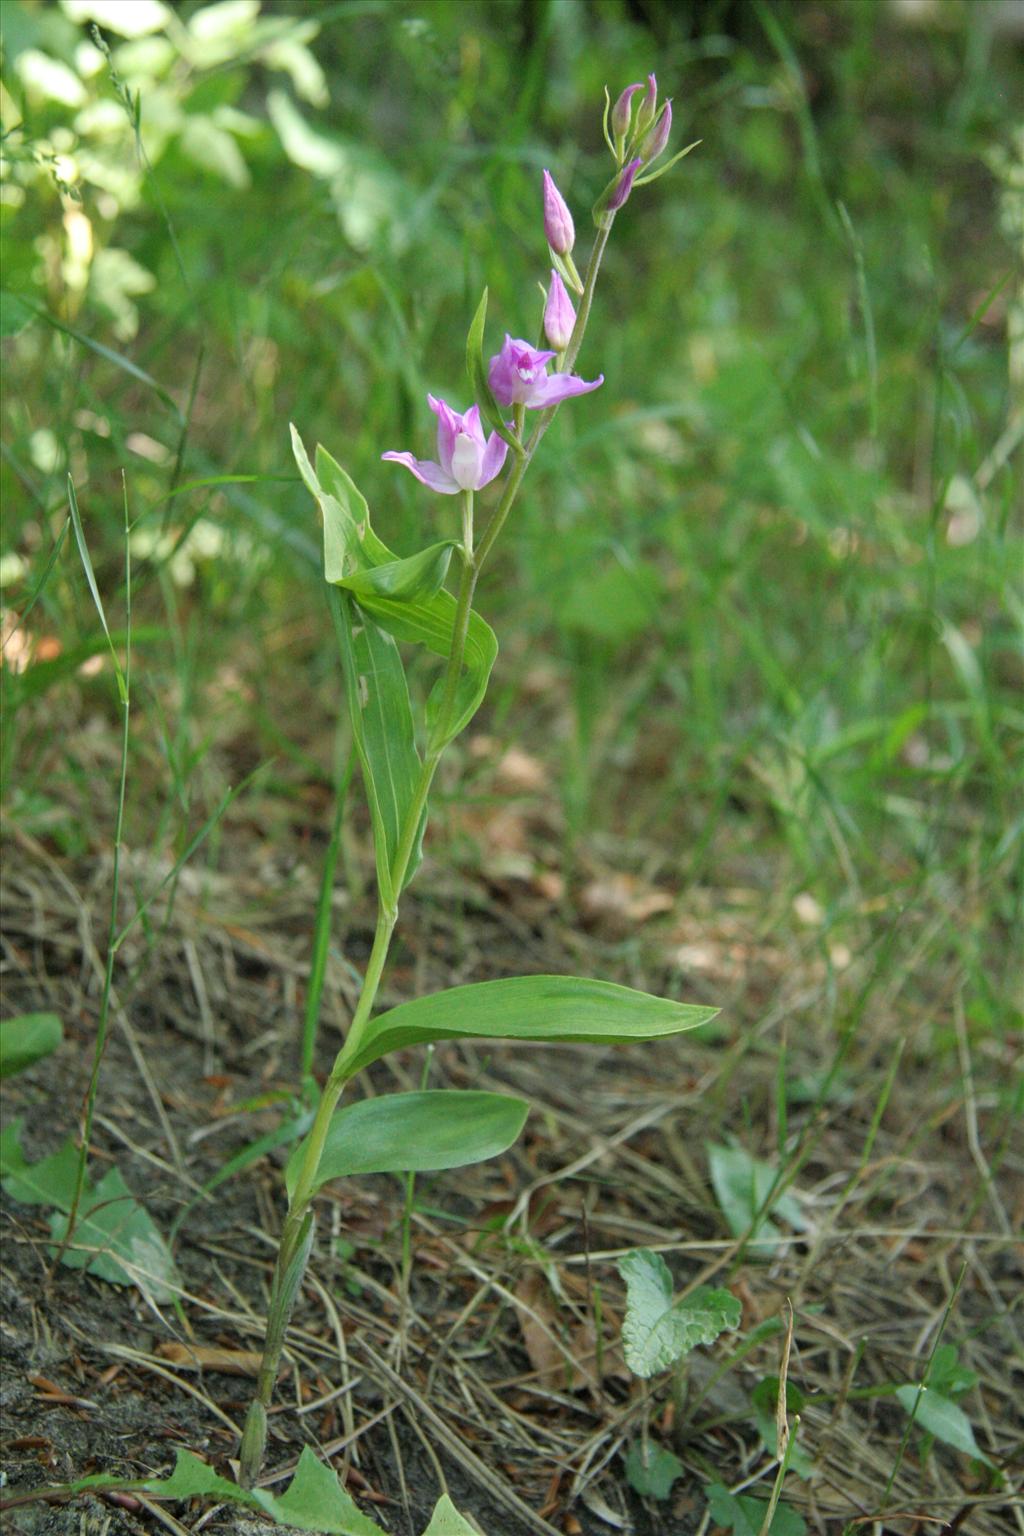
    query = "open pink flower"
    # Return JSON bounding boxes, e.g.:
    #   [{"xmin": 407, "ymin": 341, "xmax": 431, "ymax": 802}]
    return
[
  {"xmin": 487, "ymin": 335, "xmax": 602, "ymax": 409},
  {"xmin": 382, "ymin": 395, "xmax": 508, "ymax": 494}
]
